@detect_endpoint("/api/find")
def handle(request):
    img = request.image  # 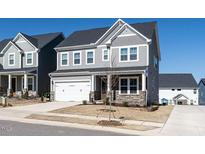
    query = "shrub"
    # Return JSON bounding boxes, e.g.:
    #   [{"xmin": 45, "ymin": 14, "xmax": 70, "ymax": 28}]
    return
[
  {"xmin": 122, "ymin": 101, "xmax": 129, "ymax": 107},
  {"xmin": 147, "ymin": 105, "xmax": 159, "ymax": 112},
  {"xmin": 103, "ymin": 97, "xmax": 109, "ymax": 105},
  {"xmin": 82, "ymin": 100, "xmax": 87, "ymax": 105},
  {"xmin": 22, "ymin": 91, "xmax": 28, "ymax": 99}
]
